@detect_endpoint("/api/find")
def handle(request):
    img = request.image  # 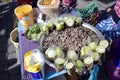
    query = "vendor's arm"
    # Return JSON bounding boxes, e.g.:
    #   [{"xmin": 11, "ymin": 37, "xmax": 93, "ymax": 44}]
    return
[{"xmin": 106, "ymin": 3, "xmax": 115, "ymax": 13}]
